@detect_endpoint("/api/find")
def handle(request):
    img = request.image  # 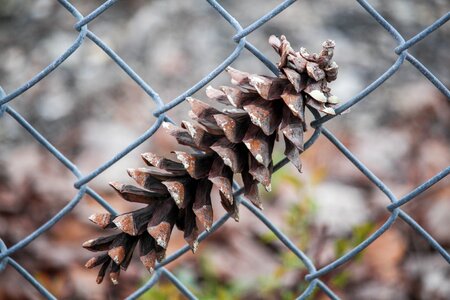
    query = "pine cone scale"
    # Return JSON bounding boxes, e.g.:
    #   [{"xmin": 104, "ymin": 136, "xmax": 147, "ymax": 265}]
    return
[
  {"xmin": 243, "ymin": 99, "xmax": 282, "ymax": 136},
  {"xmin": 192, "ymin": 179, "xmax": 214, "ymax": 231}
]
